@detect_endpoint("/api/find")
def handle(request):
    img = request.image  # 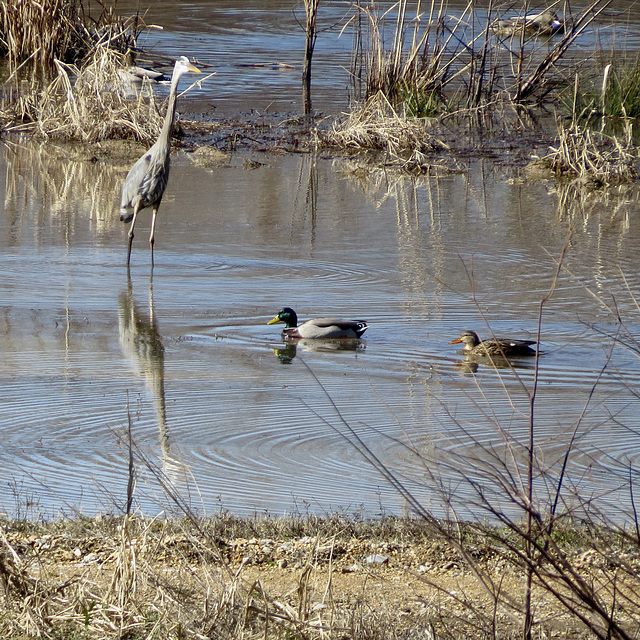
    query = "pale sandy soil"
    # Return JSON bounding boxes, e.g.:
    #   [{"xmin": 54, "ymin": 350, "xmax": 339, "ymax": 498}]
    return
[{"xmin": 2, "ymin": 518, "xmax": 629, "ymax": 639}]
